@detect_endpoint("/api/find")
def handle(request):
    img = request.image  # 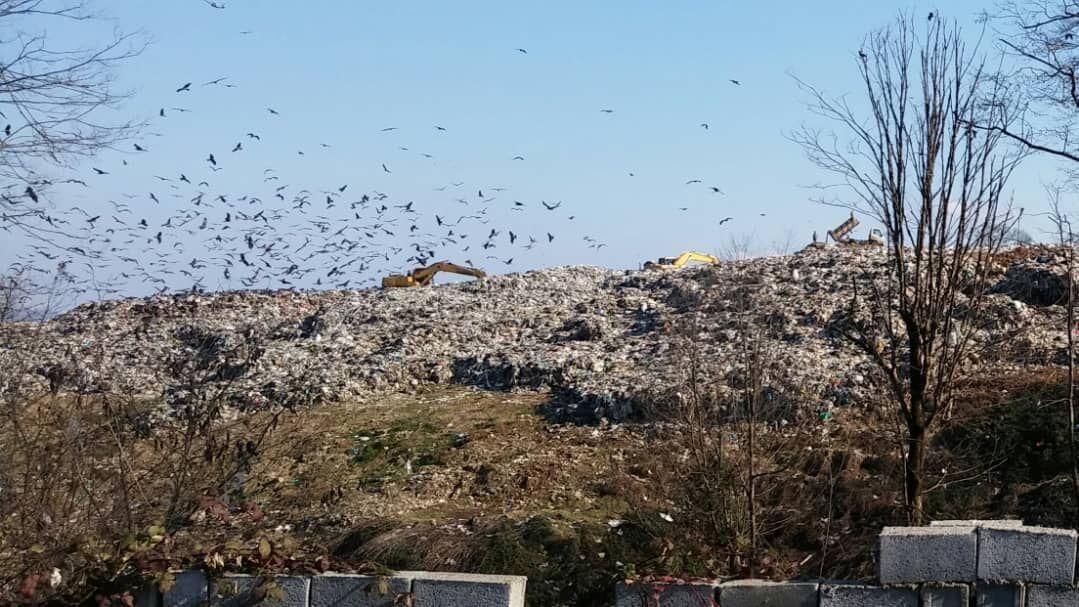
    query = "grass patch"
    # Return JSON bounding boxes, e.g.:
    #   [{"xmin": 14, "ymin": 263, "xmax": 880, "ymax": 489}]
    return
[{"xmin": 347, "ymin": 416, "xmax": 468, "ymax": 486}]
